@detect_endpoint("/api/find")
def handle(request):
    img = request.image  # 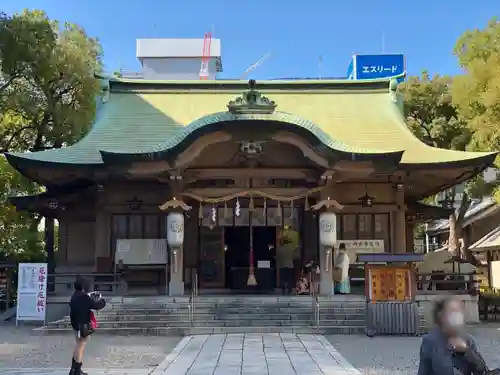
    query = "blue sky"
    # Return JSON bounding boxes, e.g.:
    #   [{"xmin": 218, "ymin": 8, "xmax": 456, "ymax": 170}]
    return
[{"xmin": 4, "ymin": 0, "xmax": 498, "ymax": 79}]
